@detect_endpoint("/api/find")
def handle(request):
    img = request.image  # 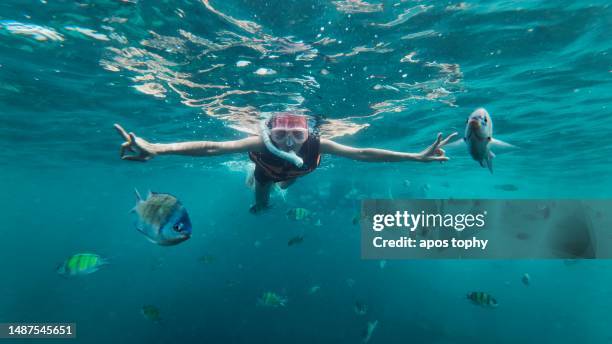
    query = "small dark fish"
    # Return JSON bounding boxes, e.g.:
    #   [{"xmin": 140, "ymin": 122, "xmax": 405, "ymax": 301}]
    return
[
  {"xmin": 132, "ymin": 189, "xmax": 192, "ymax": 246},
  {"xmin": 352, "ymin": 215, "xmax": 360, "ymax": 225},
  {"xmin": 141, "ymin": 305, "xmax": 161, "ymax": 322},
  {"xmin": 516, "ymin": 232, "xmax": 530, "ymax": 240},
  {"xmin": 288, "ymin": 235, "xmax": 304, "ymax": 246},
  {"xmin": 495, "ymin": 184, "xmax": 518, "ymax": 191},
  {"xmin": 466, "ymin": 291, "xmax": 498, "ymax": 308}
]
